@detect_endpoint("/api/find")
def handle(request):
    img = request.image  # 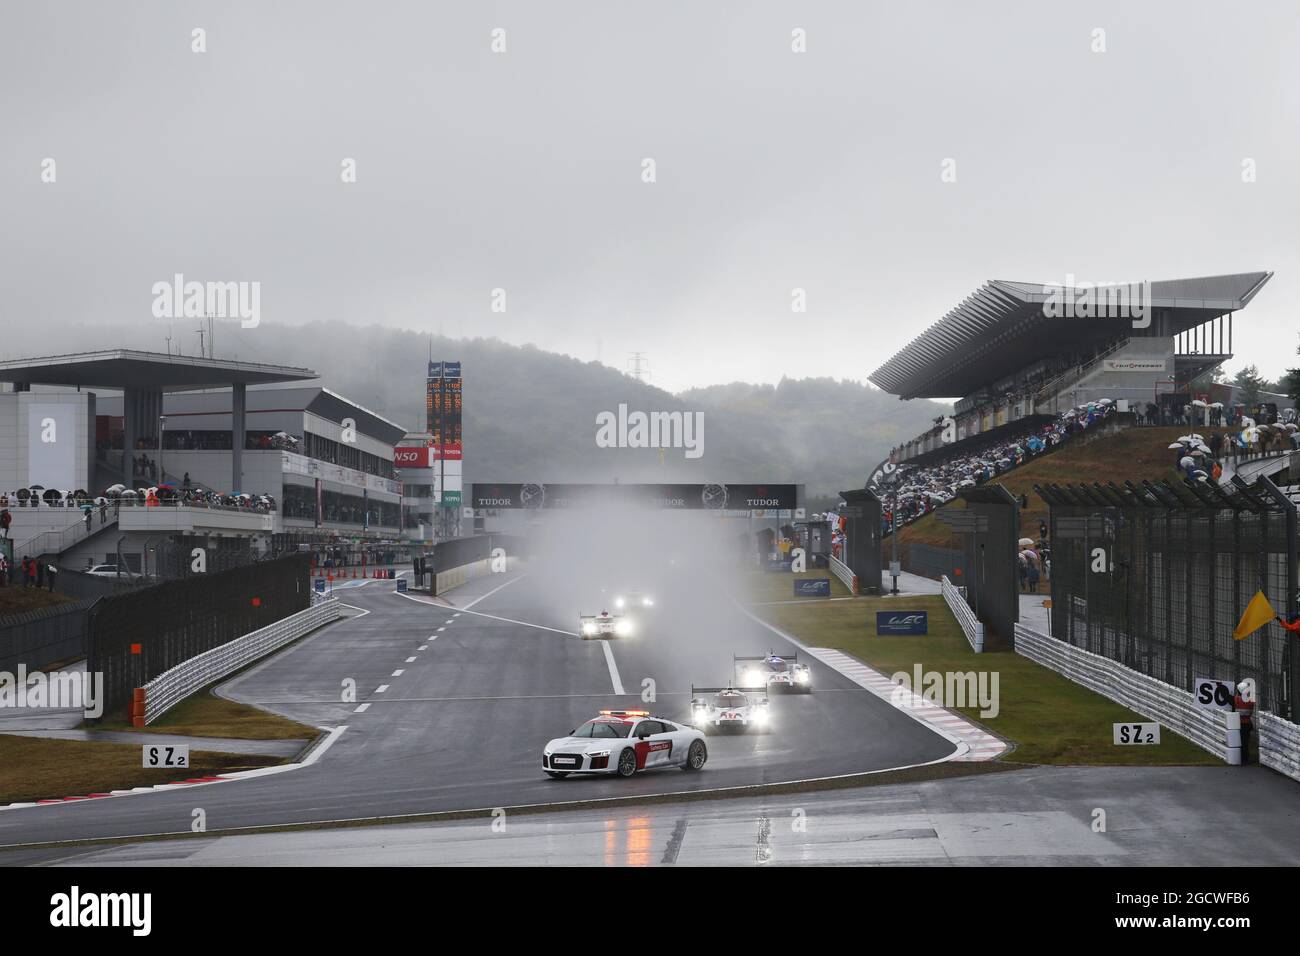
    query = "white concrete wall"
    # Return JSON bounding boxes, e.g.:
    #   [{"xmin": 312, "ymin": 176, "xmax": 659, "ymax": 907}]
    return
[{"xmin": 0, "ymin": 391, "xmax": 92, "ymax": 493}]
